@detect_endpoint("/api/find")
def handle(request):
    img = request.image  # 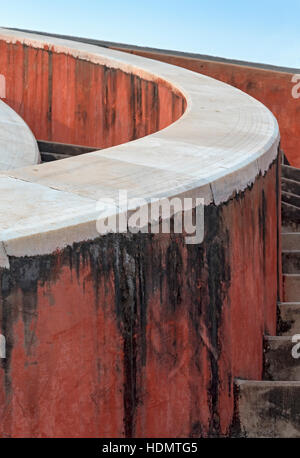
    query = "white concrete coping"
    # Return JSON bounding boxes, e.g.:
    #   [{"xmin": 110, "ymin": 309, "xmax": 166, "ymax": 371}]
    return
[
  {"xmin": 0, "ymin": 99, "xmax": 40, "ymax": 171},
  {"xmin": 0, "ymin": 28, "xmax": 280, "ymax": 266}
]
